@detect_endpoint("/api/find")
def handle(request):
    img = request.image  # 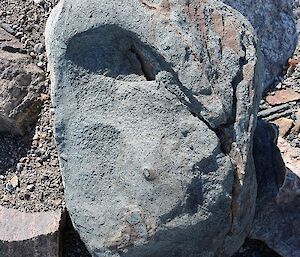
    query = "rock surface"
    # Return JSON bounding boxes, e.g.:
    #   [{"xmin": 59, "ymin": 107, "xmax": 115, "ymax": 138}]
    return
[
  {"xmin": 222, "ymin": 0, "xmax": 298, "ymax": 89},
  {"xmin": 251, "ymin": 121, "xmax": 300, "ymax": 257},
  {"xmin": 272, "ymin": 118, "xmax": 294, "ymax": 137},
  {"xmin": 0, "ymin": 27, "xmax": 44, "ymax": 134},
  {"xmin": 46, "ymin": 0, "xmax": 262, "ymax": 256},
  {"xmin": 0, "ymin": 206, "xmax": 64, "ymax": 257}
]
